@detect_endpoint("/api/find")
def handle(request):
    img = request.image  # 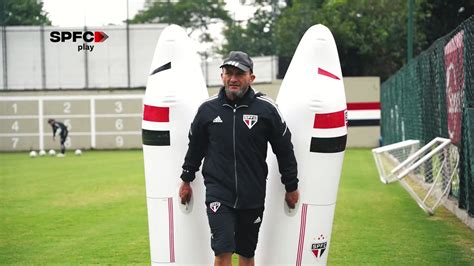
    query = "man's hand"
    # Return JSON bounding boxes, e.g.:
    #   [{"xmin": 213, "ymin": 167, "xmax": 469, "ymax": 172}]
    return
[
  {"xmin": 179, "ymin": 181, "xmax": 192, "ymax": 205},
  {"xmin": 285, "ymin": 190, "xmax": 299, "ymax": 209}
]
